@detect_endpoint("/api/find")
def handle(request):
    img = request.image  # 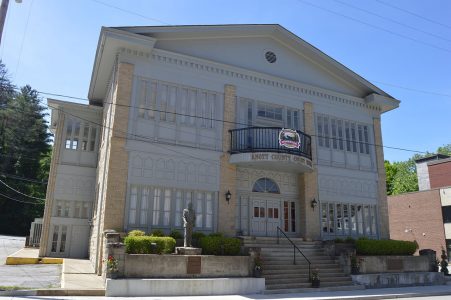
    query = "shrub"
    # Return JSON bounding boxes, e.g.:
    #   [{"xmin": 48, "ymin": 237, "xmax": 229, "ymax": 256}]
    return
[
  {"xmin": 128, "ymin": 230, "xmax": 145, "ymax": 237},
  {"xmin": 356, "ymin": 239, "xmax": 417, "ymax": 255},
  {"xmin": 124, "ymin": 236, "xmax": 176, "ymax": 254},
  {"xmin": 209, "ymin": 232, "xmax": 224, "ymax": 238},
  {"xmin": 199, "ymin": 236, "xmax": 241, "ymax": 256},
  {"xmin": 192, "ymin": 232, "xmax": 206, "ymax": 240},
  {"xmin": 150, "ymin": 229, "xmax": 165, "ymax": 237},
  {"xmin": 170, "ymin": 230, "xmax": 183, "ymax": 240},
  {"xmin": 345, "ymin": 236, "xmax": 356, "ymax": 244},
  {"xmin": 334, "ymin": 238, "xmax": 344, "ymax": 243}
]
